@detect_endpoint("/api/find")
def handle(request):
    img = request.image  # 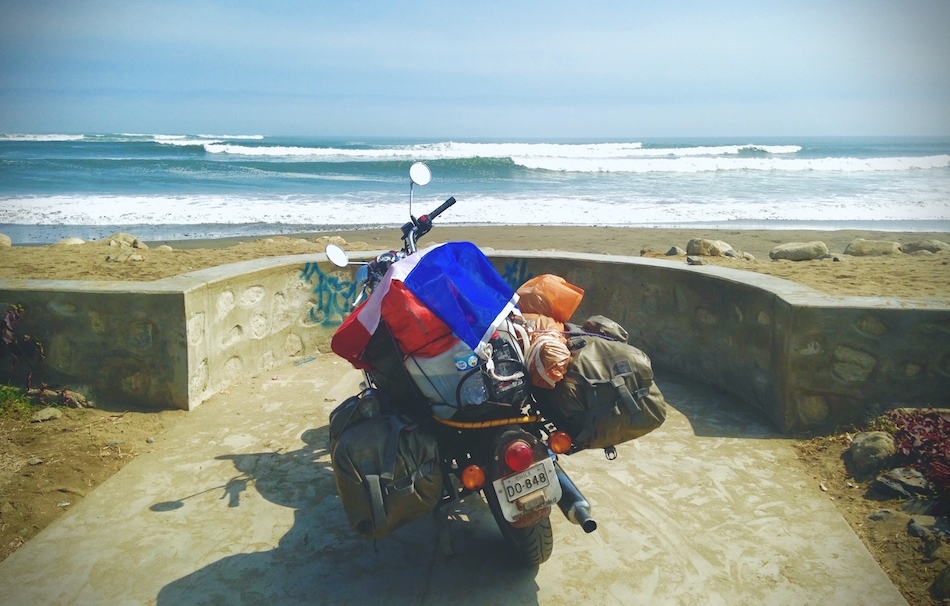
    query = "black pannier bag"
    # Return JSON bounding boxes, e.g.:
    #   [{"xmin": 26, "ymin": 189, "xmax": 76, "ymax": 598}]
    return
[
  {"xmin": 533, "ymin": 327, "xmax": 667, "ymax": 451},
  {"xmin": 328, "ymin": 392, "xmax": 444, "ymax": 540}
]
